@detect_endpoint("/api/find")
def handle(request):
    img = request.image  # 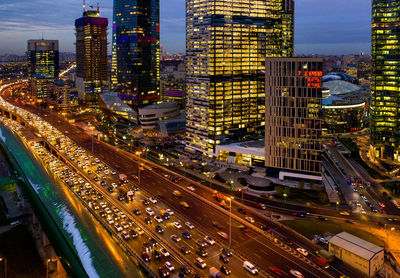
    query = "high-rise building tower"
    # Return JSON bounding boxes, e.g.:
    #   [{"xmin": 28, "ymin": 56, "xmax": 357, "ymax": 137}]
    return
[
  {"xmin": 27, "ymin": 39, "xmax": 59, "ymax": 79},
  {"xmin": 370, "ymin": 0, "xmax": 400, "ymax": 162},
  {"xmin": 111, "ymin": 0, "xmax": 160, "ymax": 109},
  {"xmin": 75, "ymin": 9, "xmax": 109, "ymax": 104},
  {"xmin": 265, "ymin": 58, "xmax": 323, "ymax": 181},
  {"xmin": 185, "ymin": 0, "xmax": 294, "ymax": 155},
  {"xmin": 27, "ymin": 39, "xmax": 59, "ymax": 99}
]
